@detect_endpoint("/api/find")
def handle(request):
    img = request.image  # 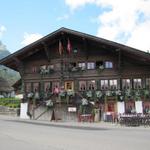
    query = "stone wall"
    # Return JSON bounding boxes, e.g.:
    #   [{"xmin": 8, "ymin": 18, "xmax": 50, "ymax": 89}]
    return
[
  {"xmin": 33, "ymin": 104, "xmax": 78, "ymax": 122},
  {"xmin": 0, "ymin": 106, "xmax": 18, "ymax": 116}
]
